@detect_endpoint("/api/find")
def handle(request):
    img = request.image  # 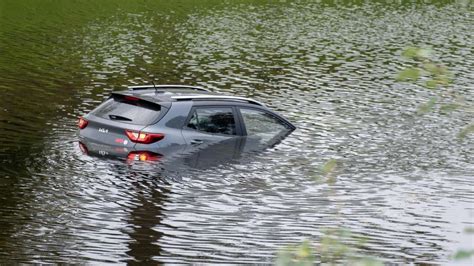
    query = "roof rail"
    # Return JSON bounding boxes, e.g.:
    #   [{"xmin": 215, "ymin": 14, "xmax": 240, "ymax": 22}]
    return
[
  {"xmin": 128, "ymin": 84, "xmax": 210, "ymax": 92},
  {"xmin": 171, "ymin": 95, "xmax": 265, "ymax": 107}
]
